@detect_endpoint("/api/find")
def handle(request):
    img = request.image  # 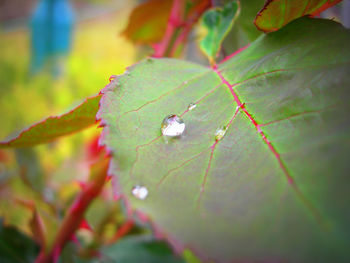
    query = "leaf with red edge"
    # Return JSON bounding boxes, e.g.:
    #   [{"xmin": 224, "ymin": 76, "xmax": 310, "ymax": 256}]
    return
[
  {"xmin": 98, "ymin": 17, "xmax": 350, "ymax": 262},
  {"xmin": 254, "ymin": 0, "xmax": 342, "ymax": 32},
  {"xmin": 122, "ymin": 0, "xmax": 173, "ymax": 44},
  {"xmin": 0, "ymin": 95, "xmax": 101, "ymax": 148}
]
